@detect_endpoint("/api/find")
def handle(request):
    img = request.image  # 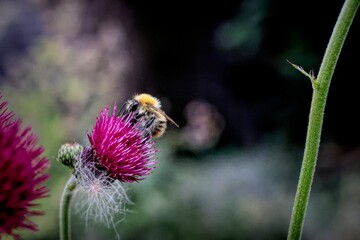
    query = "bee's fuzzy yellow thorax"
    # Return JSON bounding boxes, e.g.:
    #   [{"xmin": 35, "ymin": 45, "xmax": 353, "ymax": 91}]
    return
[{"xmin": 134, "ymin": 93, "xmax": 161, "ymax": 108}]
